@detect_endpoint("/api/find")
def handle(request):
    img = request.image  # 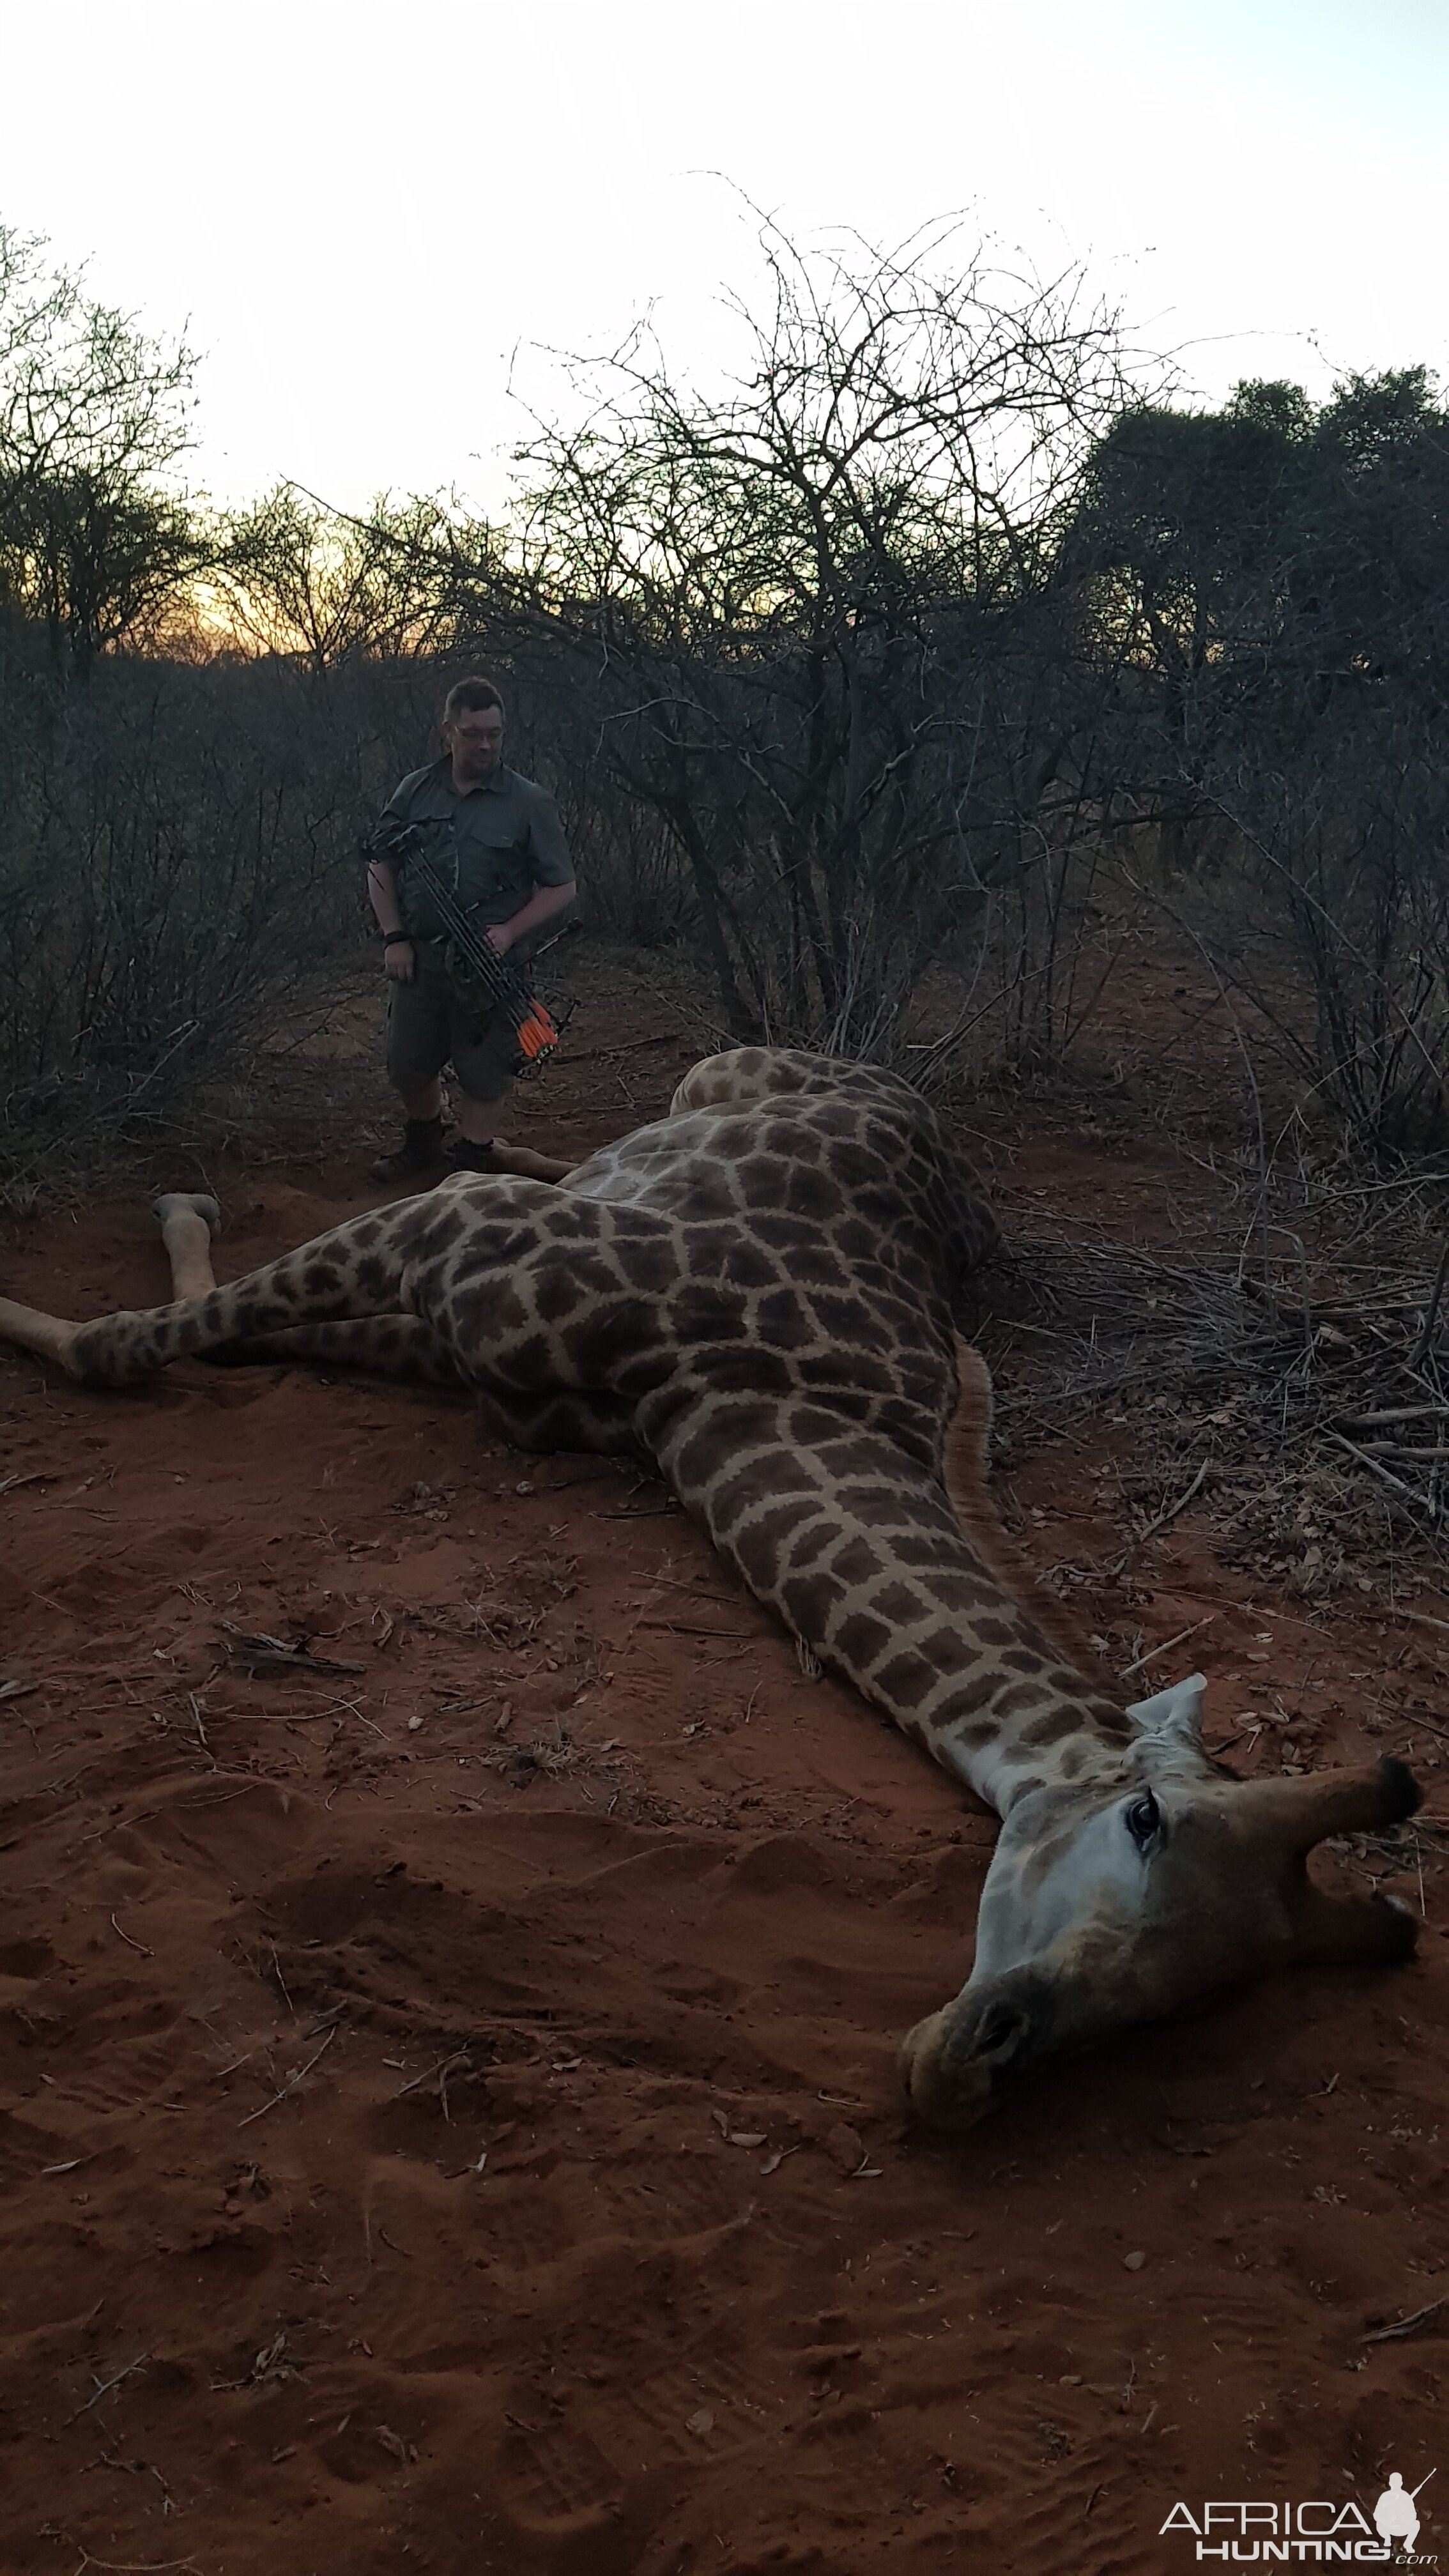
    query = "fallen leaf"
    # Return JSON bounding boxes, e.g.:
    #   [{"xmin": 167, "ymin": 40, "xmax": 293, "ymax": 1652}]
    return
[
  {"xmin": 1123, "ymin": 2250, "xmax": 1147, "ymax": 2272},
  {"xmin": 376, "ymin": 2425, "xmax": 409, "ymax": 2462},
  {"xmin": 728, "ymin": 2130, "xmax": 767, "ymax": 2149},
  {"xmin": 686, "ymin": 2408, "xmax": 714, "ymax": 2437}
]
